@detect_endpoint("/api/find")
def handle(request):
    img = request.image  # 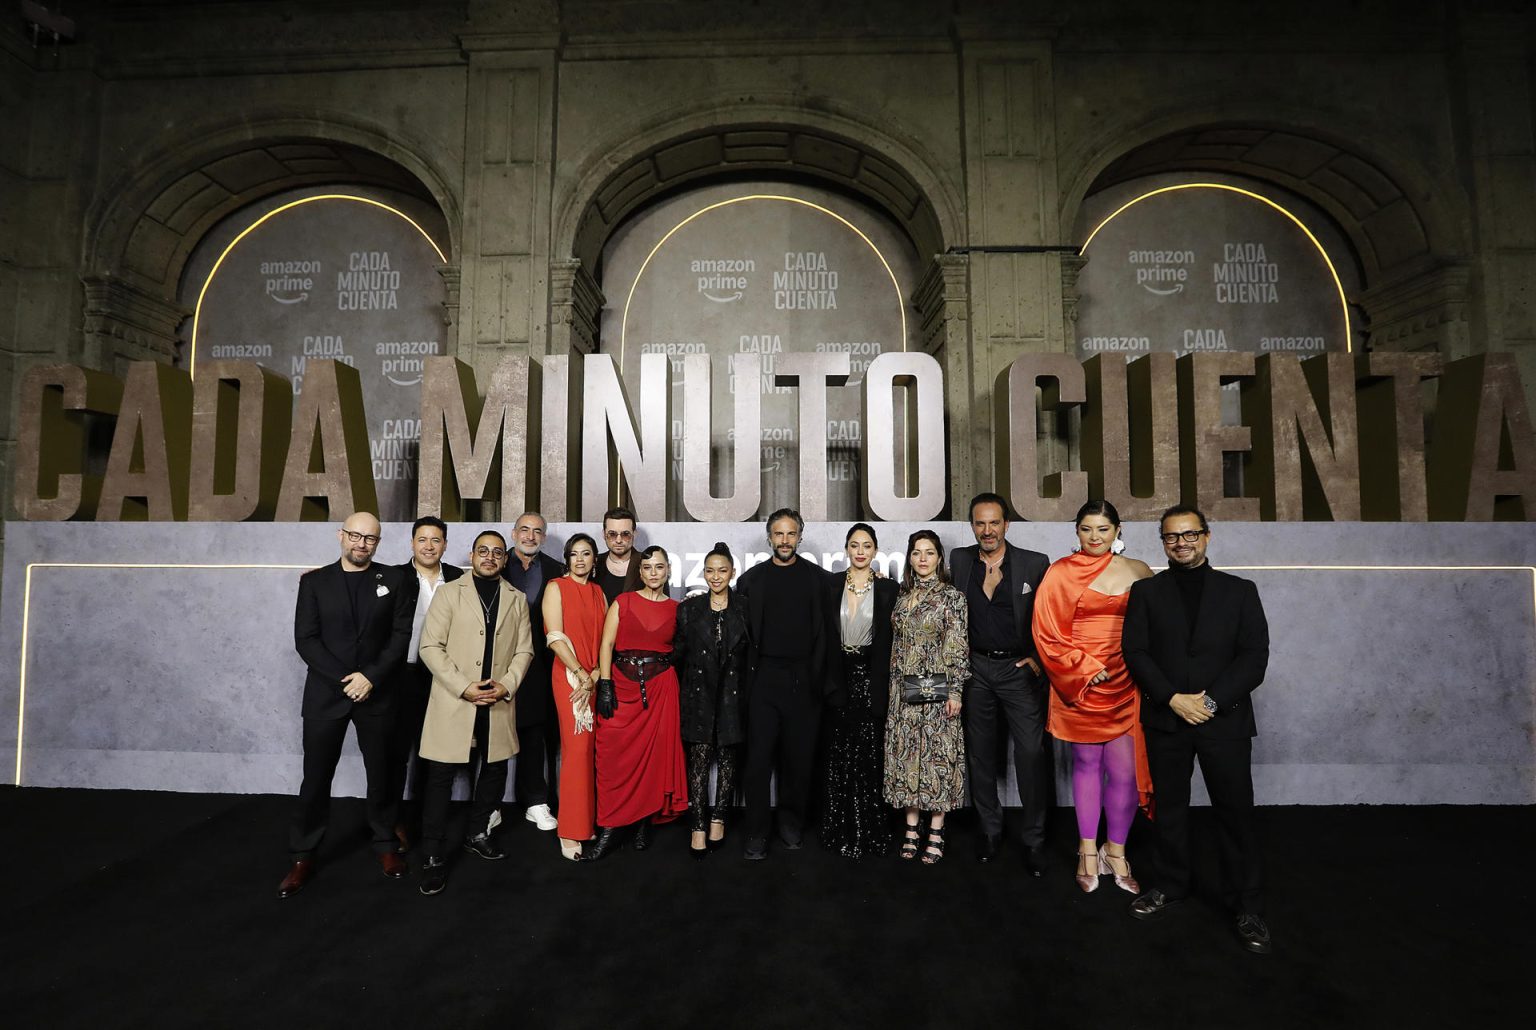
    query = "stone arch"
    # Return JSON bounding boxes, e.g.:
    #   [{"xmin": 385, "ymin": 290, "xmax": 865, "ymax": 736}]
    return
[{"xmin": 82, "ymin": 111, "xmax": 460, "ymax": 364}]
